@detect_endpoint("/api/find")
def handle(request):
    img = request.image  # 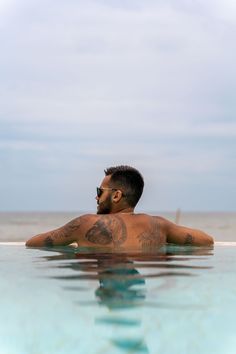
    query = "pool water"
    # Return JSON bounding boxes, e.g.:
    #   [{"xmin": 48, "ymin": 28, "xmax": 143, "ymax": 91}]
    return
[{"xmin": 0, "ymin": 243, "xmax": 236, "ymax": 354}]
